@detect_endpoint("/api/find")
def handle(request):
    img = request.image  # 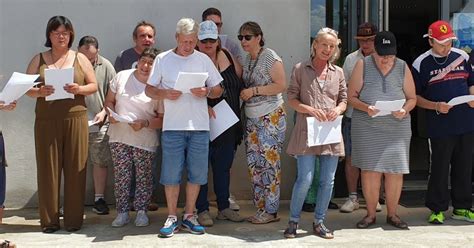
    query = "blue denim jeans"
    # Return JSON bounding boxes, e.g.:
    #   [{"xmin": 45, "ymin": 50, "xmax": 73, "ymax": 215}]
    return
[
  {"xmin": 160, "ymin": 131, "xmax": 209, "ymax": 185},
  {"xmin": 196, "ymin": 143, "xmax": 235, "ymax": 213},
  {"xmin": 289, "ymin": 155, "xmax": 339, "ymax": 224}
]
